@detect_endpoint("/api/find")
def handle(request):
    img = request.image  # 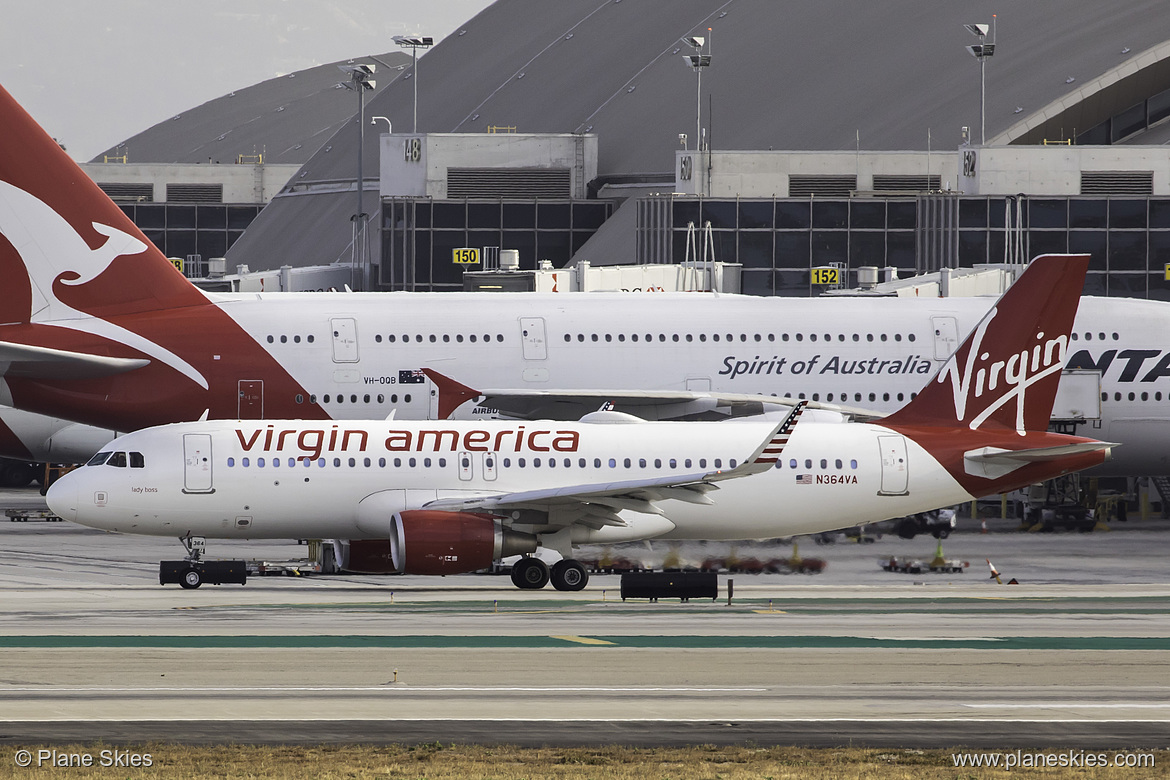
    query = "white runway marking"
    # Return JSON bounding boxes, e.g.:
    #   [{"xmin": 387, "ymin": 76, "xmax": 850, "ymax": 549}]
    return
[{"xmin": 0, "ymin": 686, "xmax": 768, "ymax": 694}]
